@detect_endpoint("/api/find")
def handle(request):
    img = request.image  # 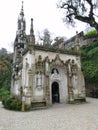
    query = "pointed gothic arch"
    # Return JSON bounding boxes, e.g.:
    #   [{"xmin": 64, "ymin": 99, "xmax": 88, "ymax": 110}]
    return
[{"xmin": 51, "ymin": 82, "xmax": 60, "ymax": 103}]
